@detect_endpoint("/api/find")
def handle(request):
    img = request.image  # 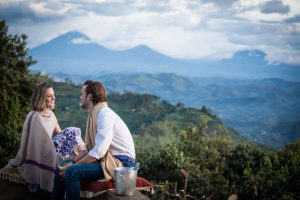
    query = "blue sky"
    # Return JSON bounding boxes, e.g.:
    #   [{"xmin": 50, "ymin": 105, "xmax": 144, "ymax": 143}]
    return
[{"xmin": 1, "ymin": 0, "xmax": 300, "ymax": 65}]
